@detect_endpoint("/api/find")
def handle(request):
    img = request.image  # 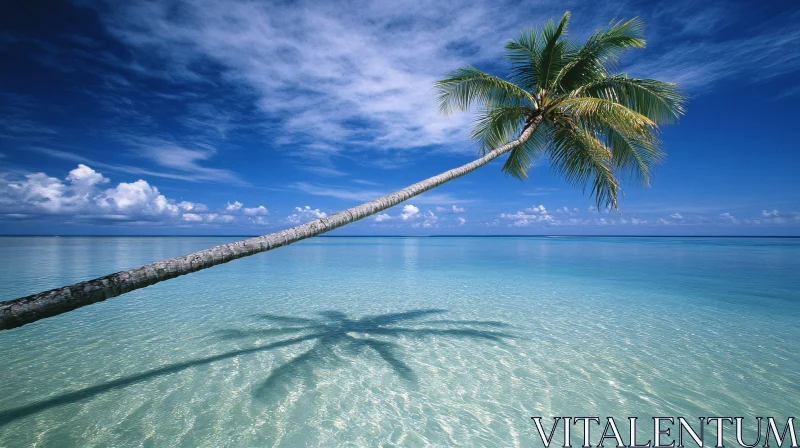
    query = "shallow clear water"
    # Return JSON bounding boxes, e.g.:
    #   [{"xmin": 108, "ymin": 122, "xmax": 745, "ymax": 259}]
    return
[{"xmin": 0, "ymin": 236, "xmax": 798, "ymax": 447}]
